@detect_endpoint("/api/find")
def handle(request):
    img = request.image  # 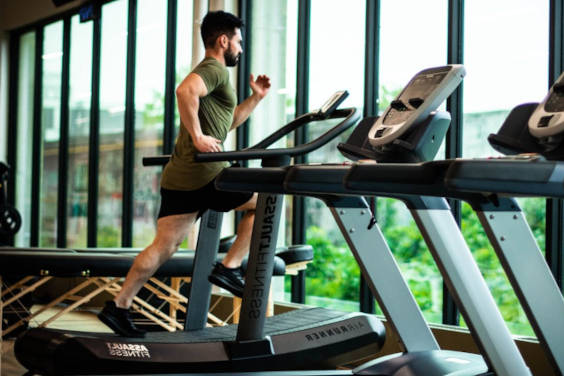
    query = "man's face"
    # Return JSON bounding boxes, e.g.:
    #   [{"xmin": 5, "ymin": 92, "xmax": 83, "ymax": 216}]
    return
[{"xmin": 224, "ymin": 28, "xmax": 243, "ymax": 67}]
